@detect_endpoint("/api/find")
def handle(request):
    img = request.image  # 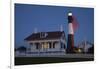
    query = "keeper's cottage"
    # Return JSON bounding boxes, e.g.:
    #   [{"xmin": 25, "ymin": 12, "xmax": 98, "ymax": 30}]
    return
[{"xmin": 24, "ymin": 31, "xmax": 67, "ymax": 55}]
